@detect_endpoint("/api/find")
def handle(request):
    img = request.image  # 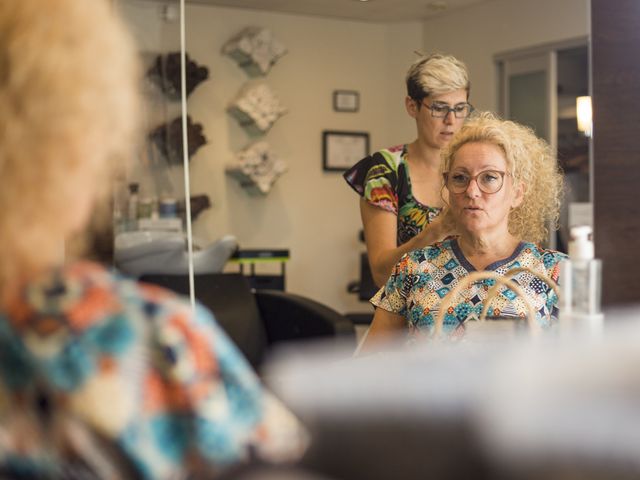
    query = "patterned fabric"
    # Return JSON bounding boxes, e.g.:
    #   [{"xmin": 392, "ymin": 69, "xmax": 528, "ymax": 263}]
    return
[
  {"xmin": 371, "ymin": 238, "xmax": 567, "ymax": 340},
  {"xmin": 343, "ymin": 144, "xmax": 442, "ymax": 245},
  {"xmin": 0, "ymin": 262, "xmax": 305, "ymax": 479}
]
